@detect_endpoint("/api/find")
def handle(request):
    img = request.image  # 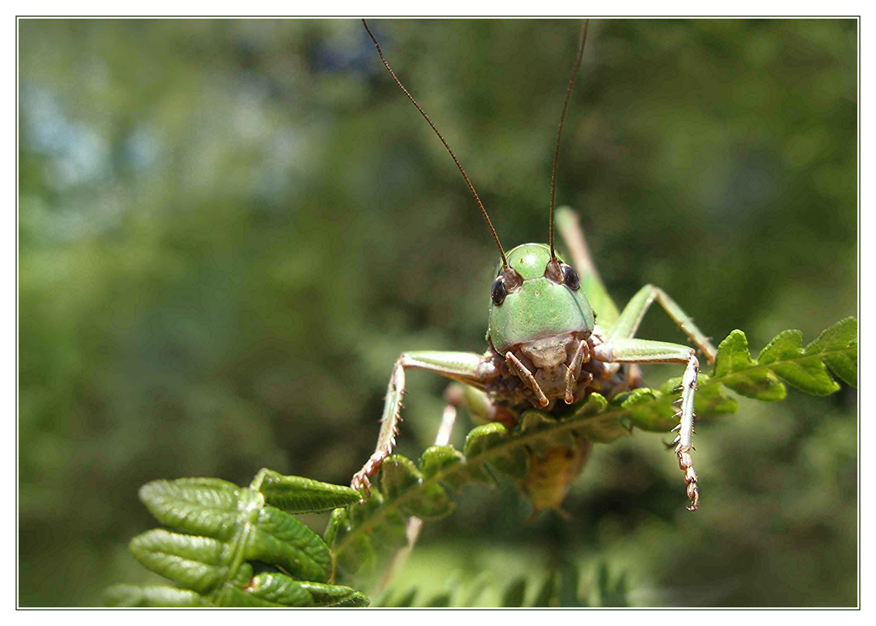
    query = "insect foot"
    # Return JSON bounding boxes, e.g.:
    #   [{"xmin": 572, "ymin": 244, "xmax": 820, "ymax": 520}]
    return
[
  {"xmin": 351, "ymin": 454, "xmax": 384, "ymax": 500},
  {"xmin": 677, "ymin": 449, "xmax": 699, "ymax": 511},
  {"xmin": 673, "ymin": 352, "xmax": 700, "ymax": 511},
  {"xmin": 350, "ymin": 472, "xmax": 371, "ymax": 500}
]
